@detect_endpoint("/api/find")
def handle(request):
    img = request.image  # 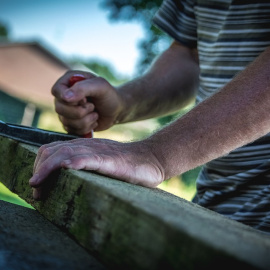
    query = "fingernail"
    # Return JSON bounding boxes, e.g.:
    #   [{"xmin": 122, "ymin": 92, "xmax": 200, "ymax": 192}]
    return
[
  {"xmin": 64, "ymin": 90, "xmax": 74, "ymax": 99},
  {"xmin": 29, "ymin": 173, "xmax": 39, "ymax": 186},
  {"xmin": 33, "ymin": 188, "xmax": 40, "ymax": 200},
  {"xmin": 62, "ymin": 160, "xmax": 72, "ymax": 167},
  {"xmin": 78, "ymin": 98, "xmax": 87, "ymax": 106}
]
